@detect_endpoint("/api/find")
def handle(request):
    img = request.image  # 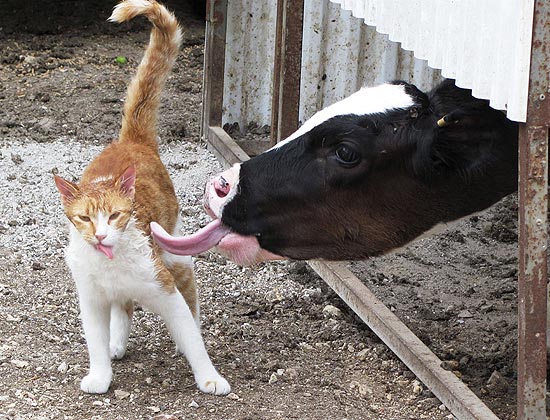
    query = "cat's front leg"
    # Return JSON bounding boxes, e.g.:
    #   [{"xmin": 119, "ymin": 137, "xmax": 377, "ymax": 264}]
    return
[
  {"xmin": 147, "ymin": 290, "xmax": 230, "ymax": 395},
  {"xmin": 110, "ymin": 301, "xmax": 133, "ymax": 360},
  {"xmin": 78, "ymin": 291, "xmax": 113, "ymax": 394}
]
